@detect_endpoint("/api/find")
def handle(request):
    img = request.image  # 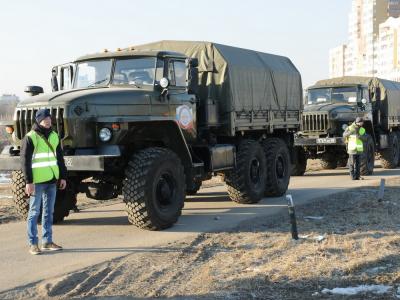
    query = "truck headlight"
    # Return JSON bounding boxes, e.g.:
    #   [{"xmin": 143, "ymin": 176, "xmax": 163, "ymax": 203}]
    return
[
  {"xmin": 99, "ymin": 128, "xmax": 112, "ymax": 142},
  {"xmin": 342, "ymin": 124, "xmax": 348, "ymax": 131}
]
